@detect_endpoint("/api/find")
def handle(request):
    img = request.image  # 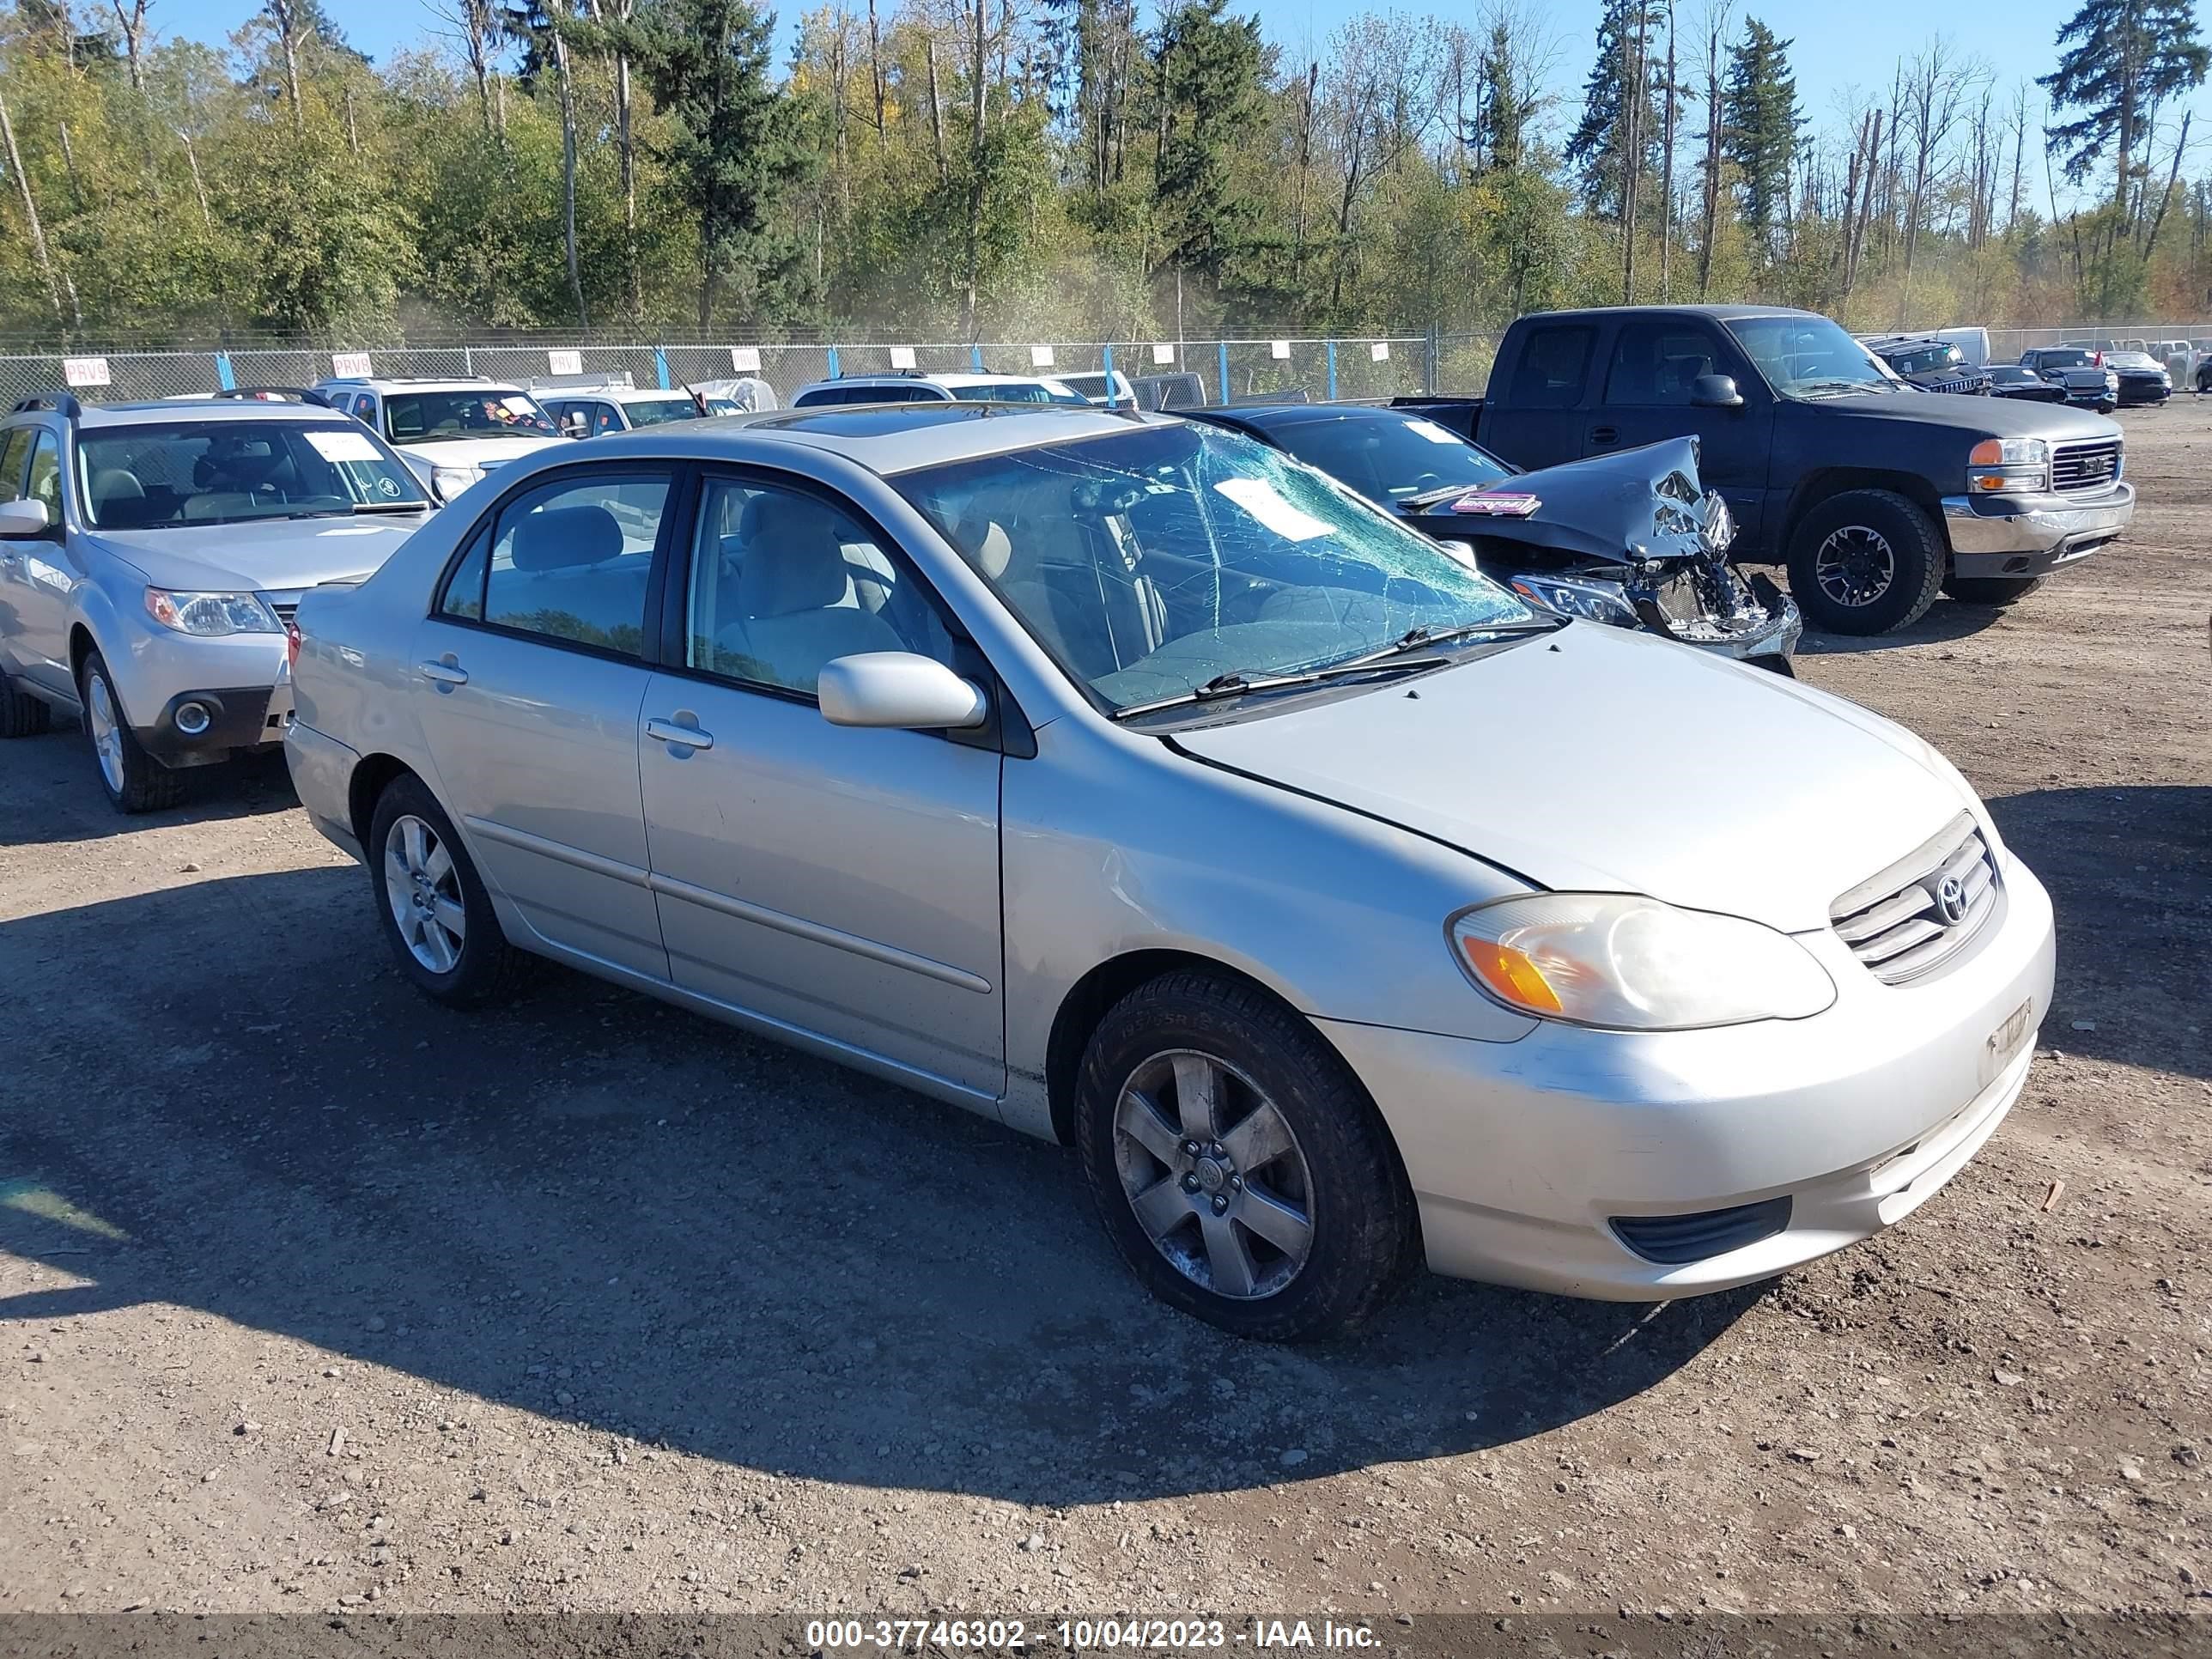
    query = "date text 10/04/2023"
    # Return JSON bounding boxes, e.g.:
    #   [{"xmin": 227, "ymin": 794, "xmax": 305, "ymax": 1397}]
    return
[{"xmin": 804, "ymin": 1619, "xmax": 1382, "ymax": 1650}]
